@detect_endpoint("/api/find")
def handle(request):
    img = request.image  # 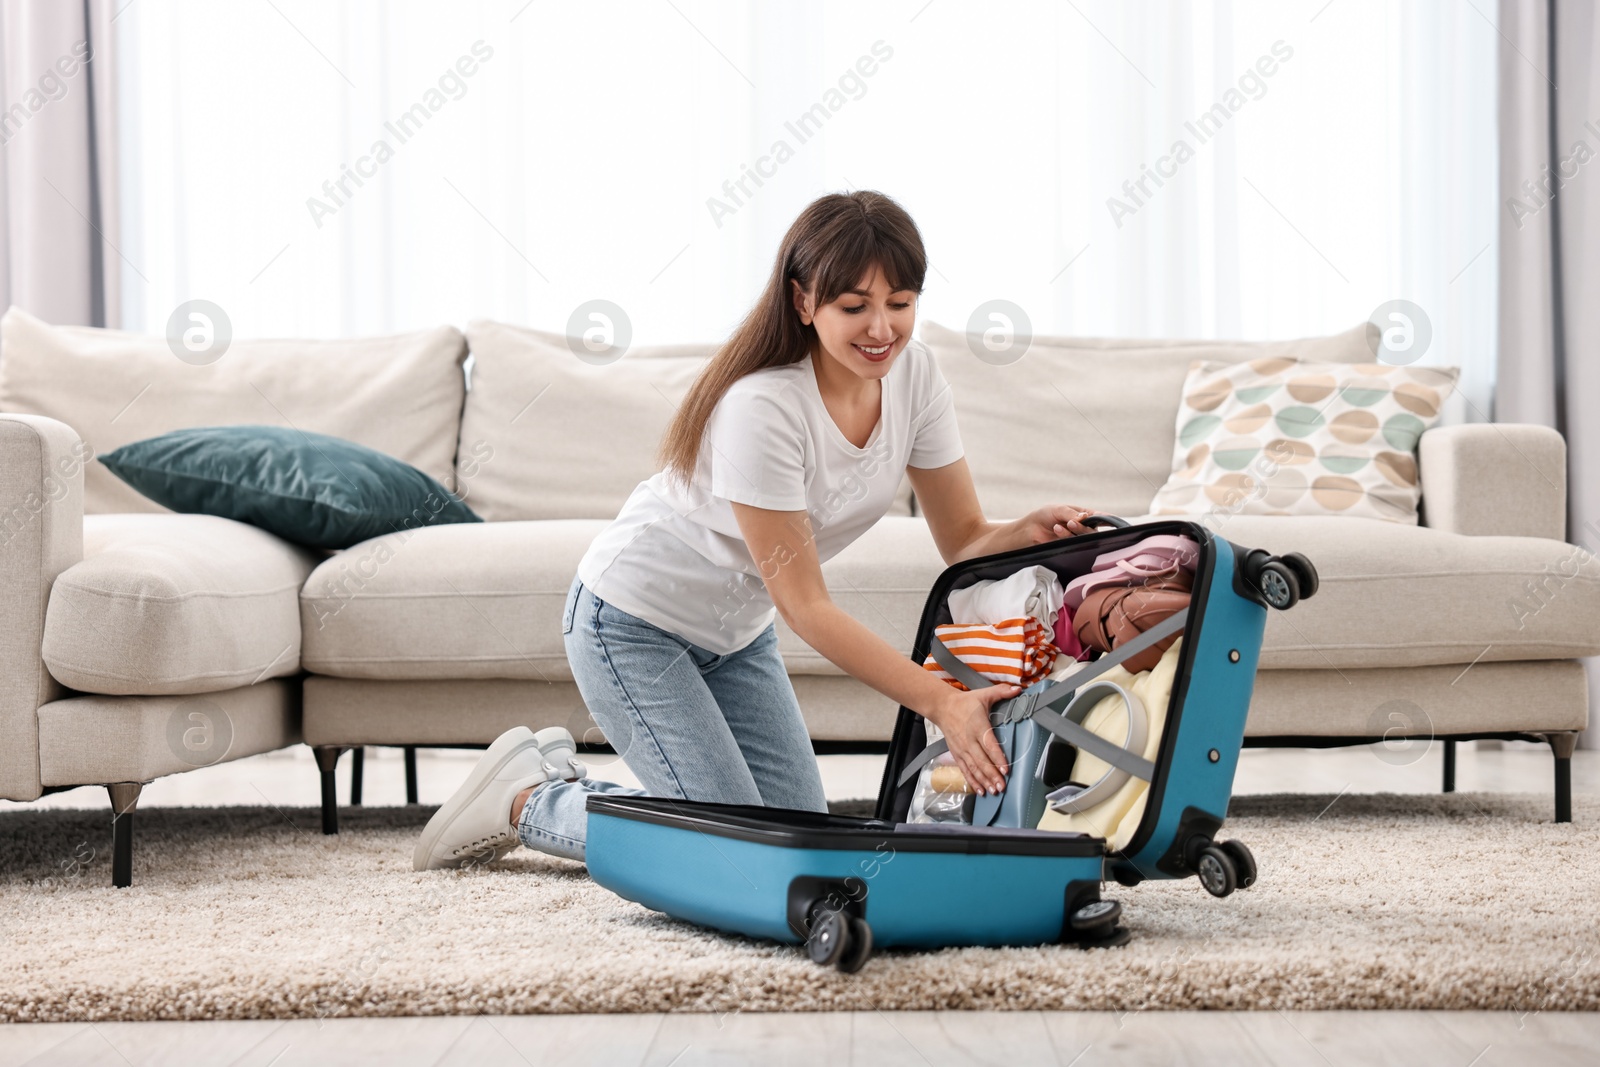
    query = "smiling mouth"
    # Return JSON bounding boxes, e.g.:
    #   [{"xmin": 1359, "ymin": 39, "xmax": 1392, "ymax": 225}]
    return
[{"xmin": 853, "ymin": 341, "xmax": 894, "ymax": 361}]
